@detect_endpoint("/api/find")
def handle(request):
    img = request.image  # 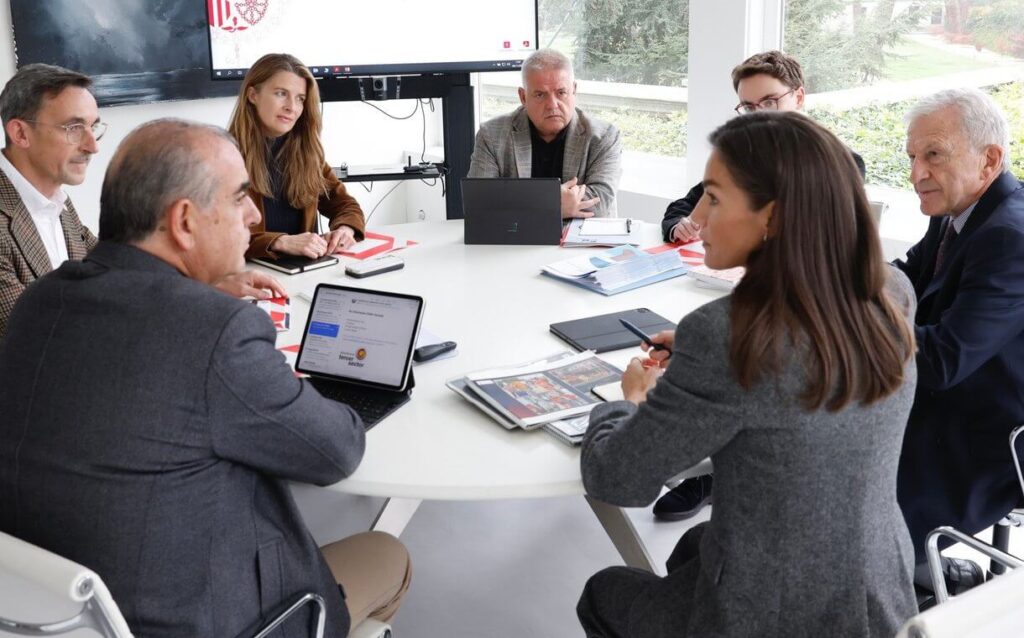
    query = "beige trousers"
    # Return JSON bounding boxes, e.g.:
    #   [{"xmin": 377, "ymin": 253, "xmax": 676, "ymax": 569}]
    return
[{"xmin": 320, "ymin": 531, "xmax": 412, "ymax": 634}]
